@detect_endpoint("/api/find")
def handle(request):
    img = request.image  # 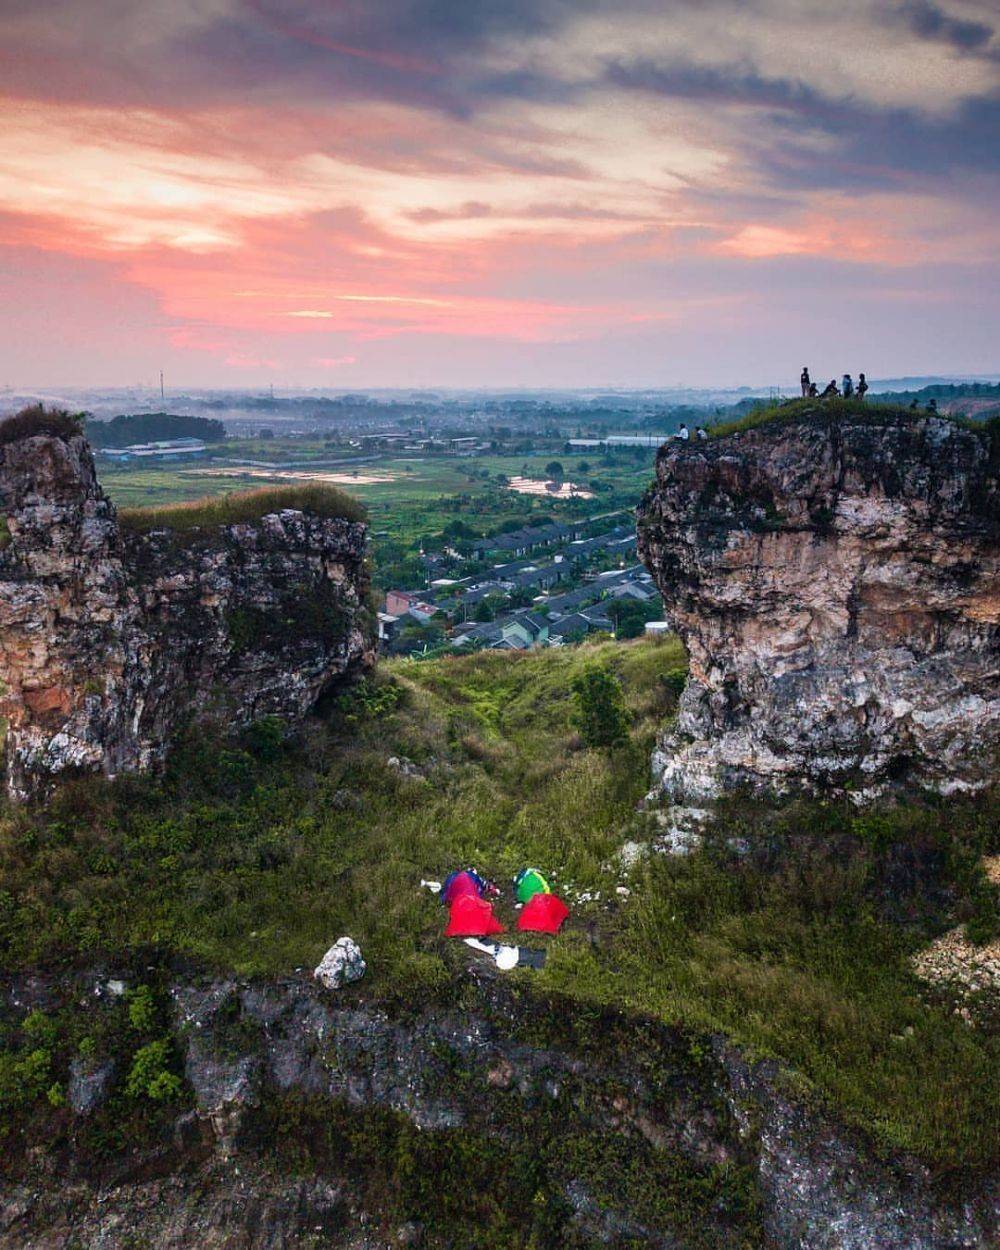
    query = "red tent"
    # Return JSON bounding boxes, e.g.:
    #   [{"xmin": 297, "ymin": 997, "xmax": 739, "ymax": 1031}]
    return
[
  {"xmin": 517, "ymin": 892, "xmax": 569, "ymax": 934},
  {"xmin": 444, "ymin": 894, "xmax": 505, "ymax": 938}
]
